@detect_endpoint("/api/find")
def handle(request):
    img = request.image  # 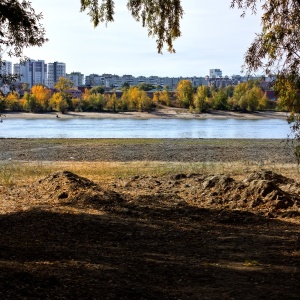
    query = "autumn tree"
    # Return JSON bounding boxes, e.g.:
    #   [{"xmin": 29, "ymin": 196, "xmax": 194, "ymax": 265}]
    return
[
  {"xmin": 159, "ymin": 89, "xmax": 171, "ymax": 106},
  {"xmin": 50, "ymin": 92, "xmax": 68, "ymax": 114},
  {"xmin": 231, "ymin": 81, "xmax": 268, "ymax": 111},
  {"xmin": 31, "ymin": 85, "xmax": 51, "ymax": 111},
  {"xmin": 176, "ymin": 80, "xmax": 194, "ymax": 108},
  {"xmin": 106, "ymin": 93, "xmax": 118, "ymax": 112},
  {"xmin": 54, "ymin": 77, "xmax": 74, "ymax": 92},
  {"xmin": 193, "ymin": 86, "xmax": 211, "ymax": 113},
  {"xmin": 6, "ymin": 91, "xmax": 21, "ymax": 111},
  {"xmin": 23, "ymin": 92, "xmax": 39, "ymax": 112}
]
